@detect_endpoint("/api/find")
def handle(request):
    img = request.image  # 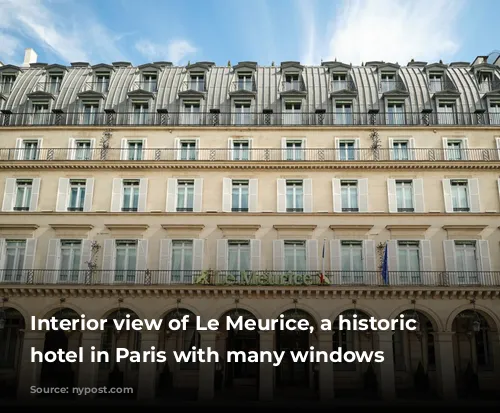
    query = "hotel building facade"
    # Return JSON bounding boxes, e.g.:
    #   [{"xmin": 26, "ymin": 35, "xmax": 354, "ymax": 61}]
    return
[{"xmin": 0, "ymin": 49, "xmax": 499, "ymax": 403}]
